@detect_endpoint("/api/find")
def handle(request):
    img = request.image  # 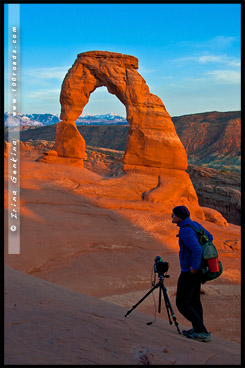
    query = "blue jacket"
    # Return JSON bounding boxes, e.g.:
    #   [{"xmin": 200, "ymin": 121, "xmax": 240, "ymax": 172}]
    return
[{"xmin": 177, "ymin": 217, "xmax": 213, "ymax": 272}]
